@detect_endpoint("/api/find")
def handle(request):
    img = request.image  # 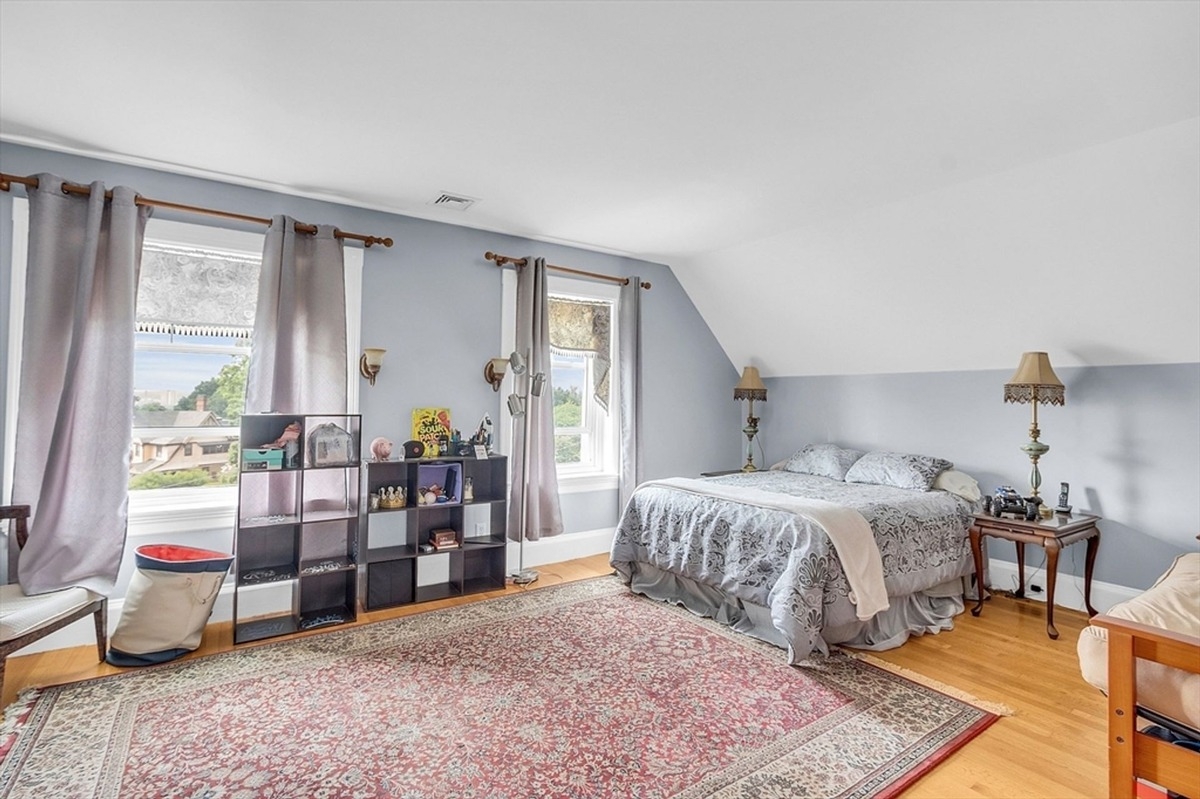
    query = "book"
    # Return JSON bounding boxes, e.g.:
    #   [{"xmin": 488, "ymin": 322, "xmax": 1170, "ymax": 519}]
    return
[{"xmin": 411, "ymin": 408, "xmax": 452, "ymax": 456}]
